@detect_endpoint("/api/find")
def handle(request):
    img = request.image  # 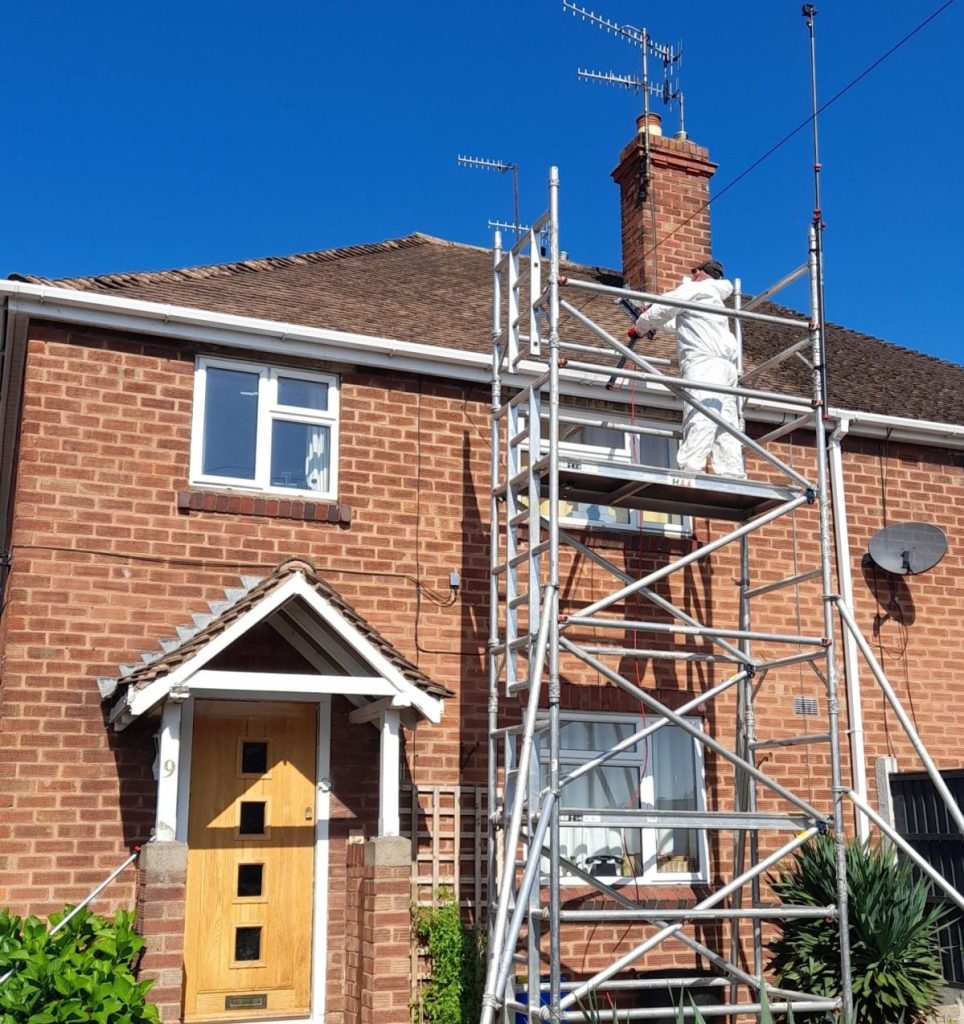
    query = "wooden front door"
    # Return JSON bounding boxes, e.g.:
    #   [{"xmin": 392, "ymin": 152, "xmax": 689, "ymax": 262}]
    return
[{"xmin": 183, "ymin": 700, "xmax": 317, "ymax": 1021}]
